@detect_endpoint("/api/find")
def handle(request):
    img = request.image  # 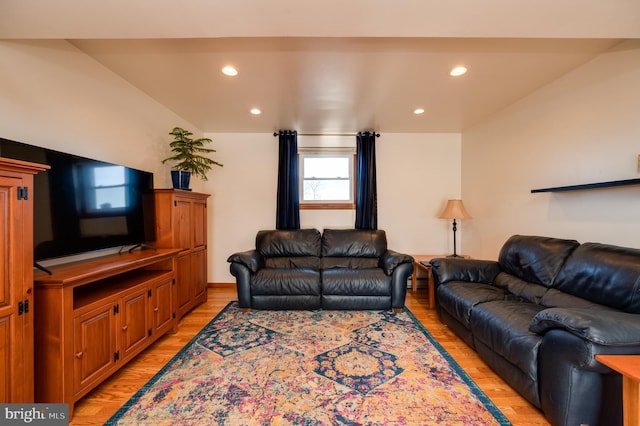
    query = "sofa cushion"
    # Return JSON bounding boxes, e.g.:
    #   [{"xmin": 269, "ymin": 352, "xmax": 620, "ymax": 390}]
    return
[
  {"xmin": 251, "ymin": 268, "xmax": 321, "ymax": 296},
  {"xmin": 498, "ymin": 235, "xmax": 579, "ymax": 287},
  {"xmin": 265, "ymin": 257, "xmax": 321, "ymax": 269},
  {"xmin": 553, "ymin": 242, "xmax": 640, "ymax": 313},
  {"xmin": 494, "ymin": 272, "xmax": 548, "ymax": 304},
  {"xmin": 540, "ymin": 288, "xmax": 617, "ymax": 311},
  {"xmin": 256, "ymin": 228, "xmax": 321, "ymax": 257},
  {"xmin": 321, "ymin": 229, "xmax": 387, "ymax": 258},
  {"xmin": 321, "ymin": 268, "xmax": 390, "ymax": 296},
  {"xmin": 321, "ymin": 256, "xmax": 379, "ymax": 269},
  {"xmin": 437, "ymin": 282, "xmax": 506, "ymax": 329},
  {"xmin": 470, "ymin": 301, "xmax": 546, "ymax": 381}
]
